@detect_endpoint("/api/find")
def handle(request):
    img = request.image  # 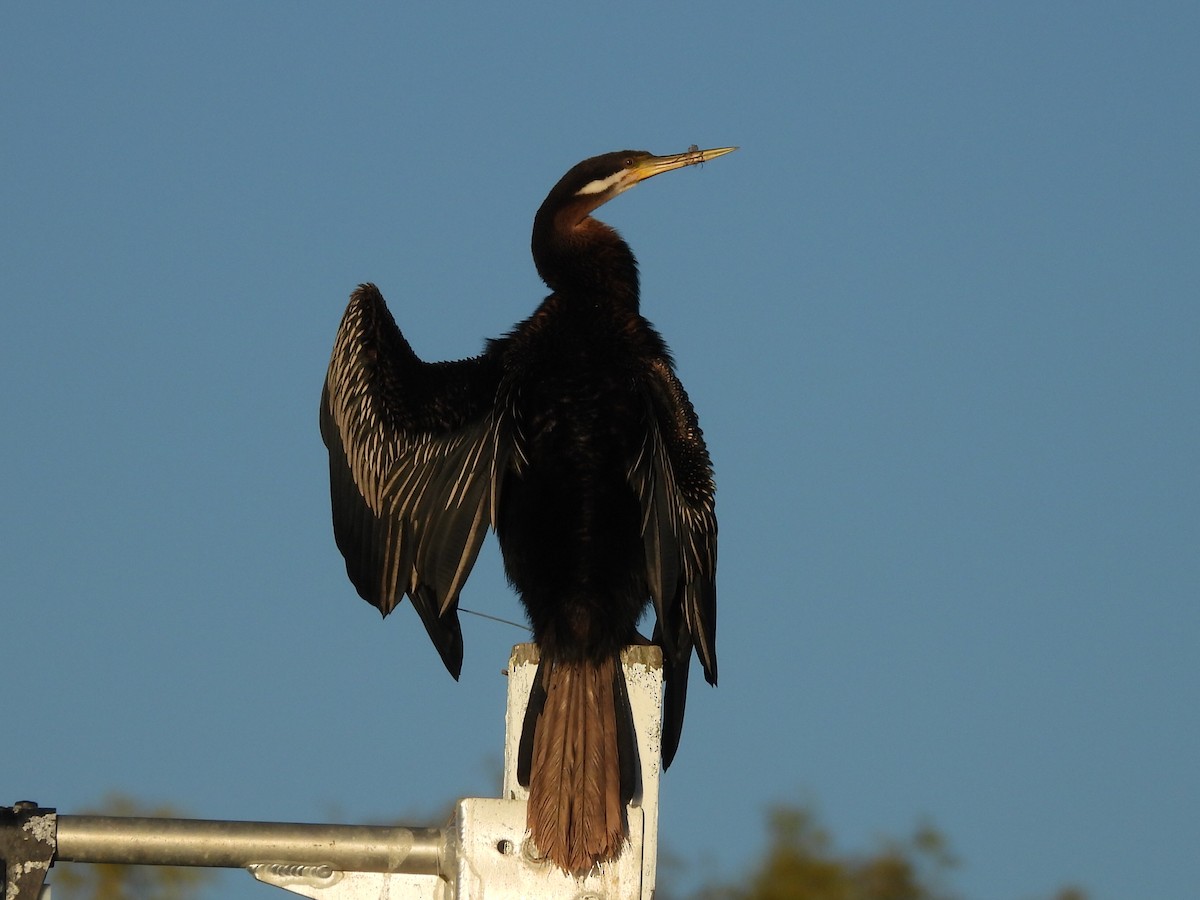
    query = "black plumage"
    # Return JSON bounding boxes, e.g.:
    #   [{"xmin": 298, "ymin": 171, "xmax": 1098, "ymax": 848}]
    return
[{"xmin": 320, "ymin": 146, "xmax": 733, "ymax": 873}]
